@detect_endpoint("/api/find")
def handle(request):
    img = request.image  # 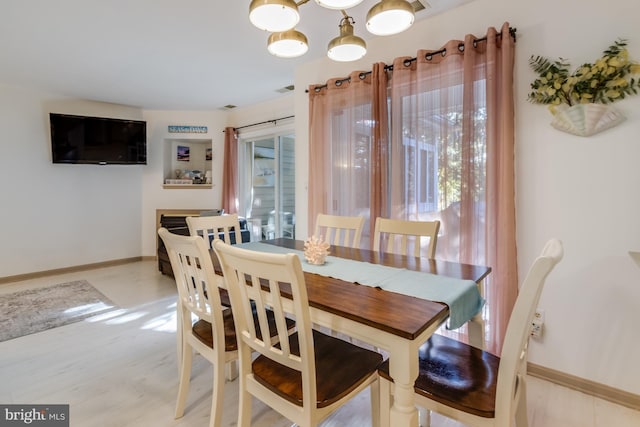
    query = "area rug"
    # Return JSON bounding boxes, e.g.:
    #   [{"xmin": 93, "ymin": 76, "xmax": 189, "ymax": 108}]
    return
[{"xmin": 0, "ymin": 280, "xmax": 119, "ymax": 342}]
